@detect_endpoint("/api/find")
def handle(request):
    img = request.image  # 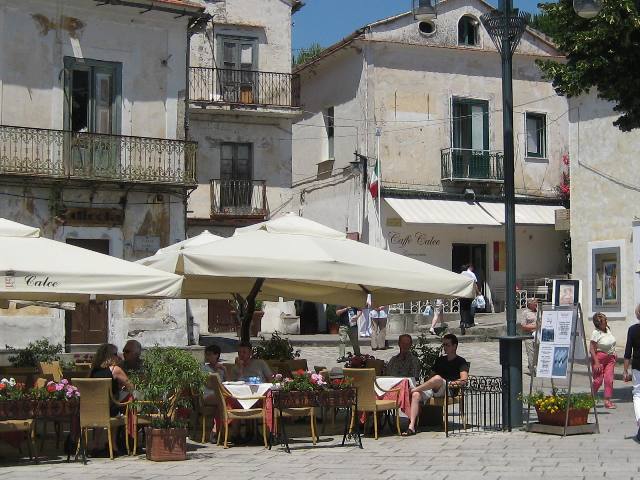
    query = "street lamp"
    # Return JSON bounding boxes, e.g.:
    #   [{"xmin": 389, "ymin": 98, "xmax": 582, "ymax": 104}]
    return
[
  {"xmin": 412, "ymin": 0, "xmax": 438, "ymax": 20},
  {"xmin": 480, "ymin": 0, "xmax": 529, "ymax": 430},
  {"xmin": 573, "ymin": 0, "xmax": 602, "ymax": 19}
]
